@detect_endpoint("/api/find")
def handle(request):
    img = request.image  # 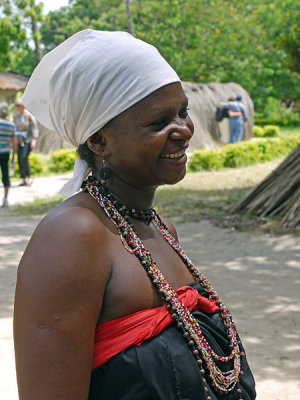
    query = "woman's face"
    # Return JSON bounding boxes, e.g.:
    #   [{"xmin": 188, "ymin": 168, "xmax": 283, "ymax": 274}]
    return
[
  {"xmin": 102, "ymin": 82, "xmax": 194, "ymax": 188},
  {"xmin": 16, "ymin": 104, "xmax": 25, "ymax": 114}
]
